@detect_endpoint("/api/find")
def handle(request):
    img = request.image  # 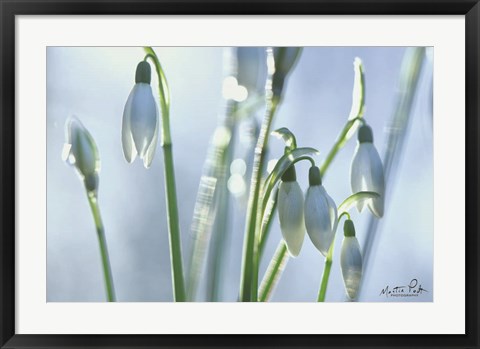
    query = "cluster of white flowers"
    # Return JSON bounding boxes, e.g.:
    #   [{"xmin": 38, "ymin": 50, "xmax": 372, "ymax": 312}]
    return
[
  {"xmin": 276, "ymin": 123, "xmax": 385, "ymax": 300},
  {"xmin": 277, "ymin": 165, "xmax": 338, "ymax": 258},
  {"xmin": 61, "ymin": 51, "xmax": 387, "ymax": 302}
]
